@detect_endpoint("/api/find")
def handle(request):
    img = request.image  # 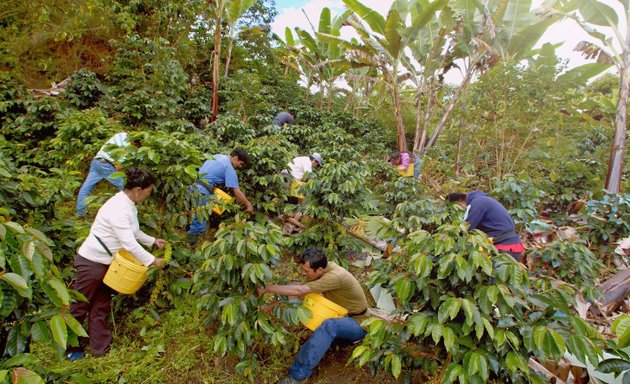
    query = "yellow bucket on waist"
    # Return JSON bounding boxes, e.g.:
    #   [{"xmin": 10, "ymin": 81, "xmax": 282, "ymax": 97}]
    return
[
  {"xmin": 397, "ymin": 163, "xmax": 414, "ymax": 177},
  {"xmin": 289, "ymin": 180, "xmax": 305, "ymax": 199},
  {"xmin": 103, "ymin": 250, "xmax": 148, "ymax": 294},
  {"xmin": 301, "ymin": 293, "xmax": 348, "ymax": 331},
  {"xmin": 212, "ymin": 188, "xmax": 234, "ymax": 214}
]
